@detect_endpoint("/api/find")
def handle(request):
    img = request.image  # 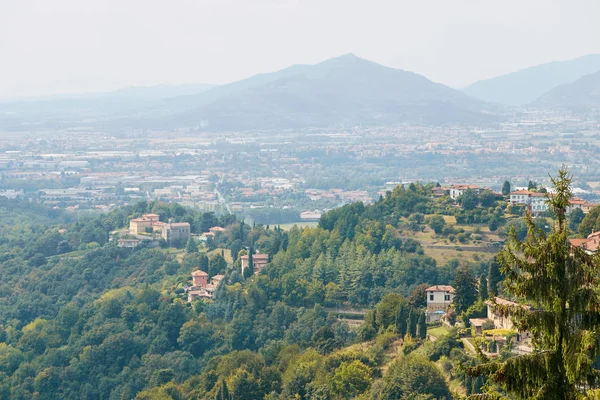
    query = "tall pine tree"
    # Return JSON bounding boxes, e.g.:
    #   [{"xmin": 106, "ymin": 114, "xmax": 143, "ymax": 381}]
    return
[{"xmin": 469, "ymin": 168, "xmax": 600, "ymax": 399}]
